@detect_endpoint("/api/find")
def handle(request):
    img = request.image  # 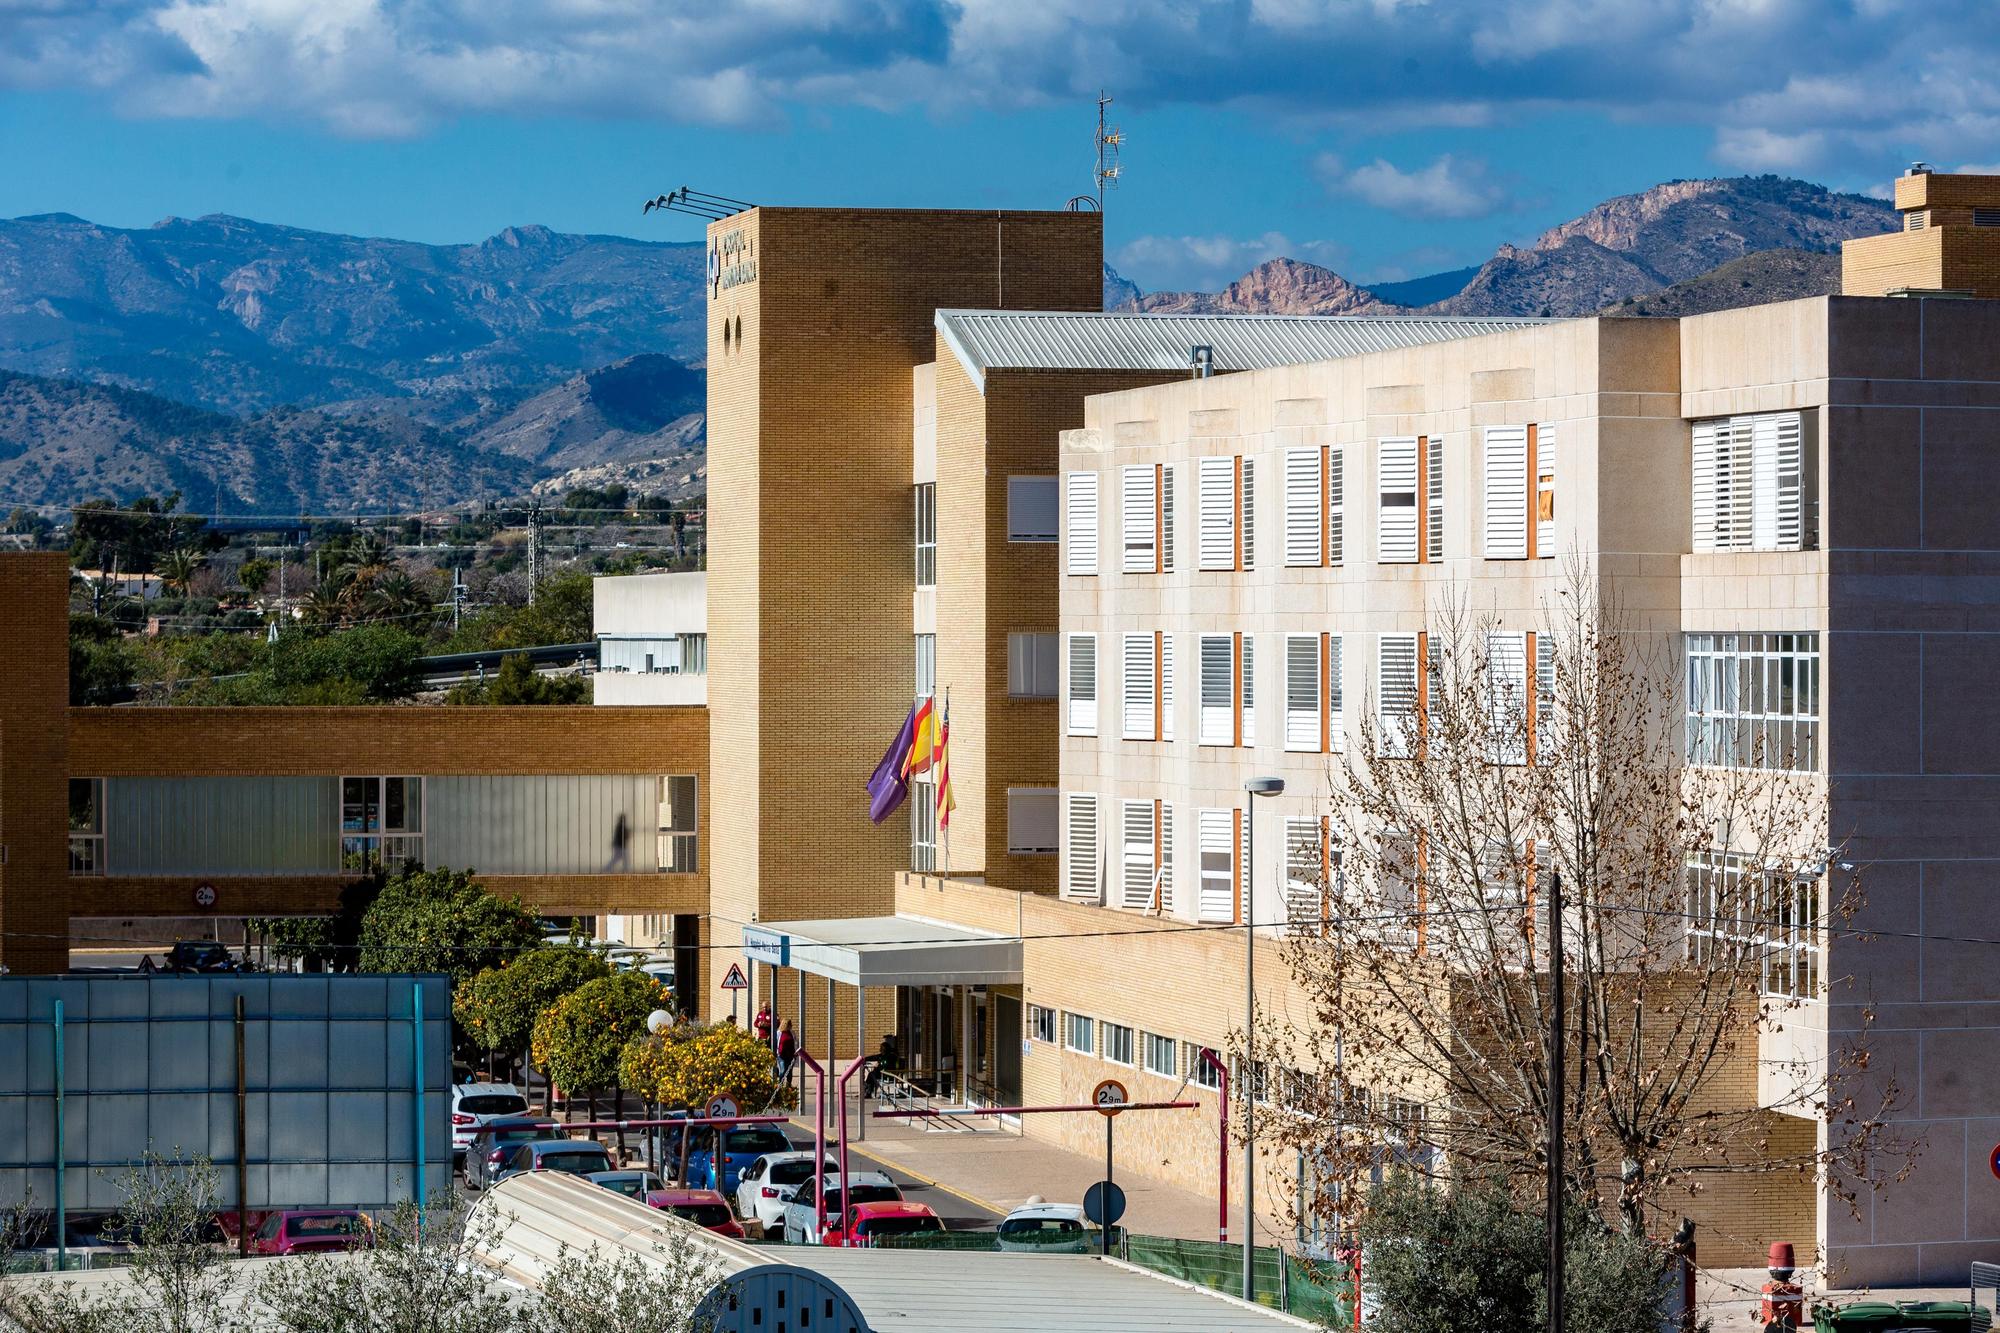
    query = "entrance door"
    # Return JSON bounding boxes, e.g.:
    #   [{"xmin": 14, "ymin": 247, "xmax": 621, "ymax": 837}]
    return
[{"xmin": 993, "ymin": 996, "xmax": 1022, "ymax": 1105}]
